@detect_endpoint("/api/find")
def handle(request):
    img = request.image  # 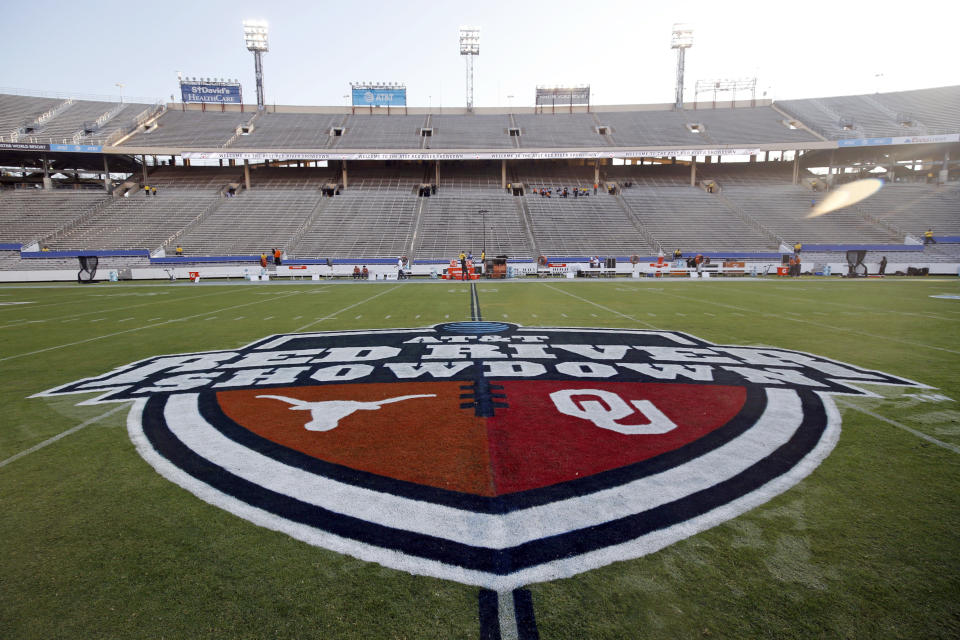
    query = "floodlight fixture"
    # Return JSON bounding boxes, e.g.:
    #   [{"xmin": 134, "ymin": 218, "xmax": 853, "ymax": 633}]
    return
[
  {"xmin": 671, "ymin": 23, "xmax": 693, "ymax": 110},
  {"xmin": 671, "ymin": 23, "xmax": 693, "ymax": 49},
  {"xmin": 459, "ymin": 26, "xmax": 480, "ymax": 111},
  {"xmin": 459, "ymin": 26, "xmax": 480, "ymax": 55},
  {"xmin": 243, "ymin": 19, "xmax": 269, "ymax": 52},
  {"xmin": 243, "ymin": 19, "xmax": 269, "ymax": 111}
]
